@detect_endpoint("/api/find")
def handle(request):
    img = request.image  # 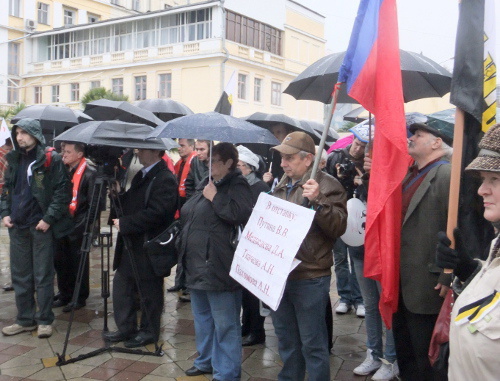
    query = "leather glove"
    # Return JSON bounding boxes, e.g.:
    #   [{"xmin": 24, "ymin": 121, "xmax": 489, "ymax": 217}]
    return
[{"xmin": 436, "ymin": 228, "xmax": 478, "ymax": 282}]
